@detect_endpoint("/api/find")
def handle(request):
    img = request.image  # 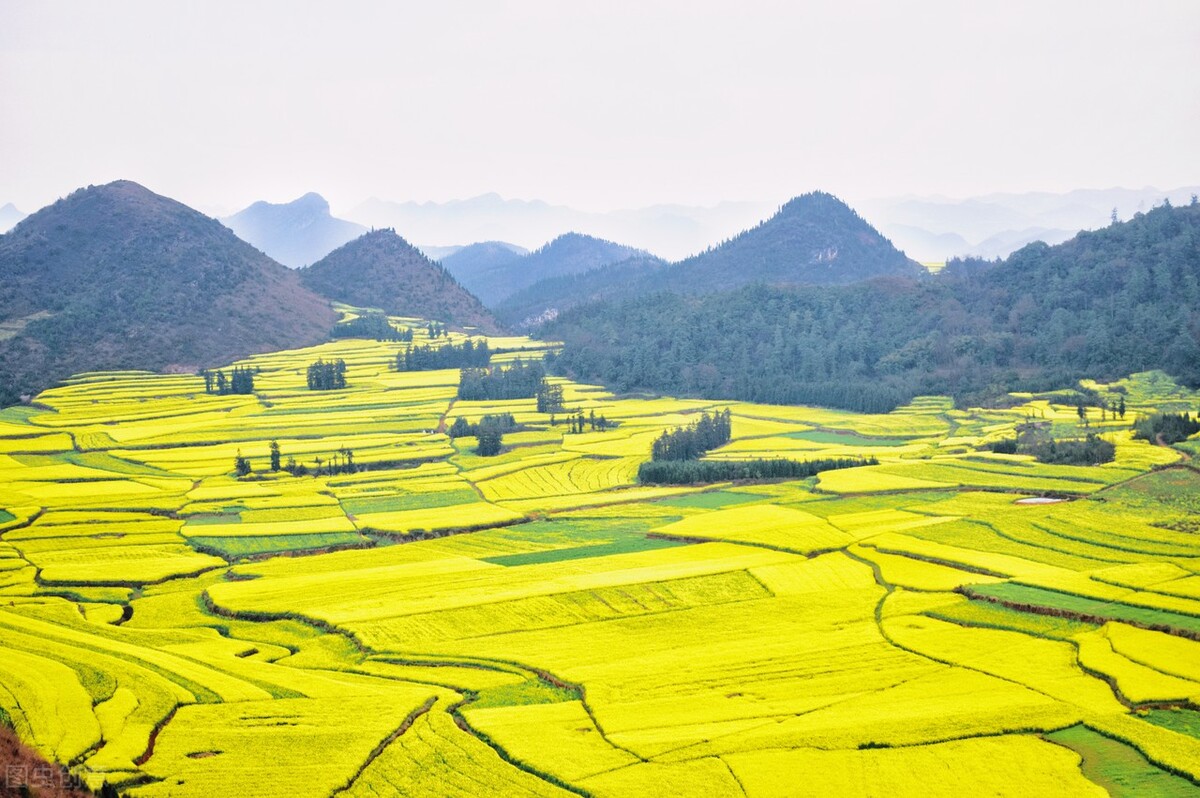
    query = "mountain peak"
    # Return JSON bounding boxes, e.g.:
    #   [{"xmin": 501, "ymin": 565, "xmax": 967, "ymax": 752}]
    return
[
  {"xmin": 300, "ymin": 231, "xmax": 500, "ymax": 332},
  {"xmin": 224, "ymin": 192, "xmax": 365, "ymax": 268},
  {"xmin": 0, "ymin": 182, "xmax": 336, "ymax": 404}
]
